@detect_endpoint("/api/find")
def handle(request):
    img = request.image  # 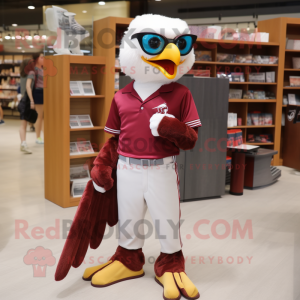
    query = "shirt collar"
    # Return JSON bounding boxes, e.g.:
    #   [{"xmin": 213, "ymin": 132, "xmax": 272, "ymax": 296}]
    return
[{"xmin": 122, "ymin": 80, "xmax": 174, "ymax": 94}]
